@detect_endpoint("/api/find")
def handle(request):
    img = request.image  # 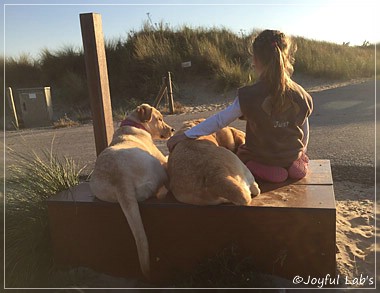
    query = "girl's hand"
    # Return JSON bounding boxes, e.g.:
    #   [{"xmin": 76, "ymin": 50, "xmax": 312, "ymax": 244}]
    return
[{"xmin": 167, "ymin": 133, "xmax": 190, "ymax": 152}]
